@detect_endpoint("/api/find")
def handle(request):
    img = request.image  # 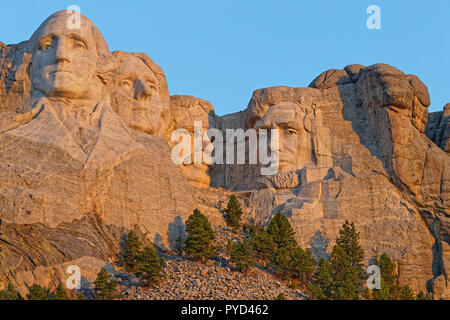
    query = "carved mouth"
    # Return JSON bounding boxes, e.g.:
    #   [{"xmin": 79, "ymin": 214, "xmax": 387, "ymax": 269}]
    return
[{"xmin": 49, "ymin": 69, "xmax": 73, "ymax": 75}]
